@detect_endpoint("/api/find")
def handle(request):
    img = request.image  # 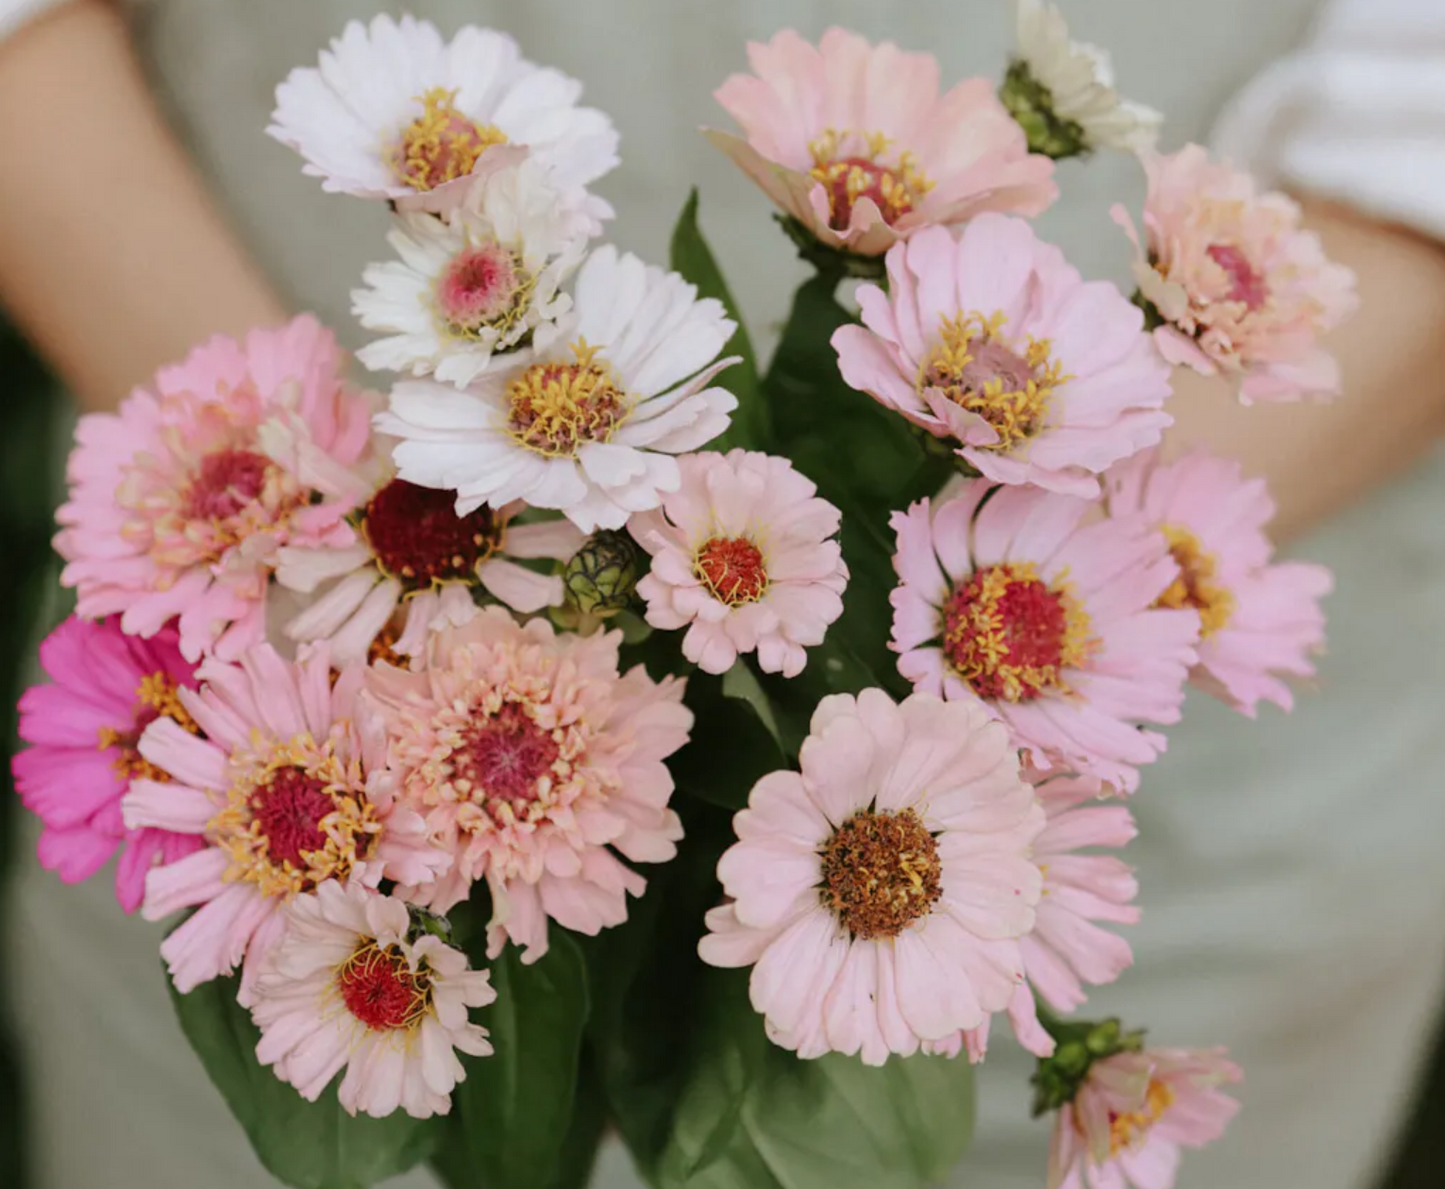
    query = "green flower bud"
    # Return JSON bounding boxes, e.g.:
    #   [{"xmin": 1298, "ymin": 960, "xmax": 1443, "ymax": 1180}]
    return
[
  {"xmin": 999, "ymin": 60, "xmax": 1091, "ymax": 162},
  {"xmin": 1030, "ymin": 1014, "xmax": 1147, "ymax": 1116},
  {"xmin": 564, "ymin": 530, "xmax": 642, "ymax": 618}
]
